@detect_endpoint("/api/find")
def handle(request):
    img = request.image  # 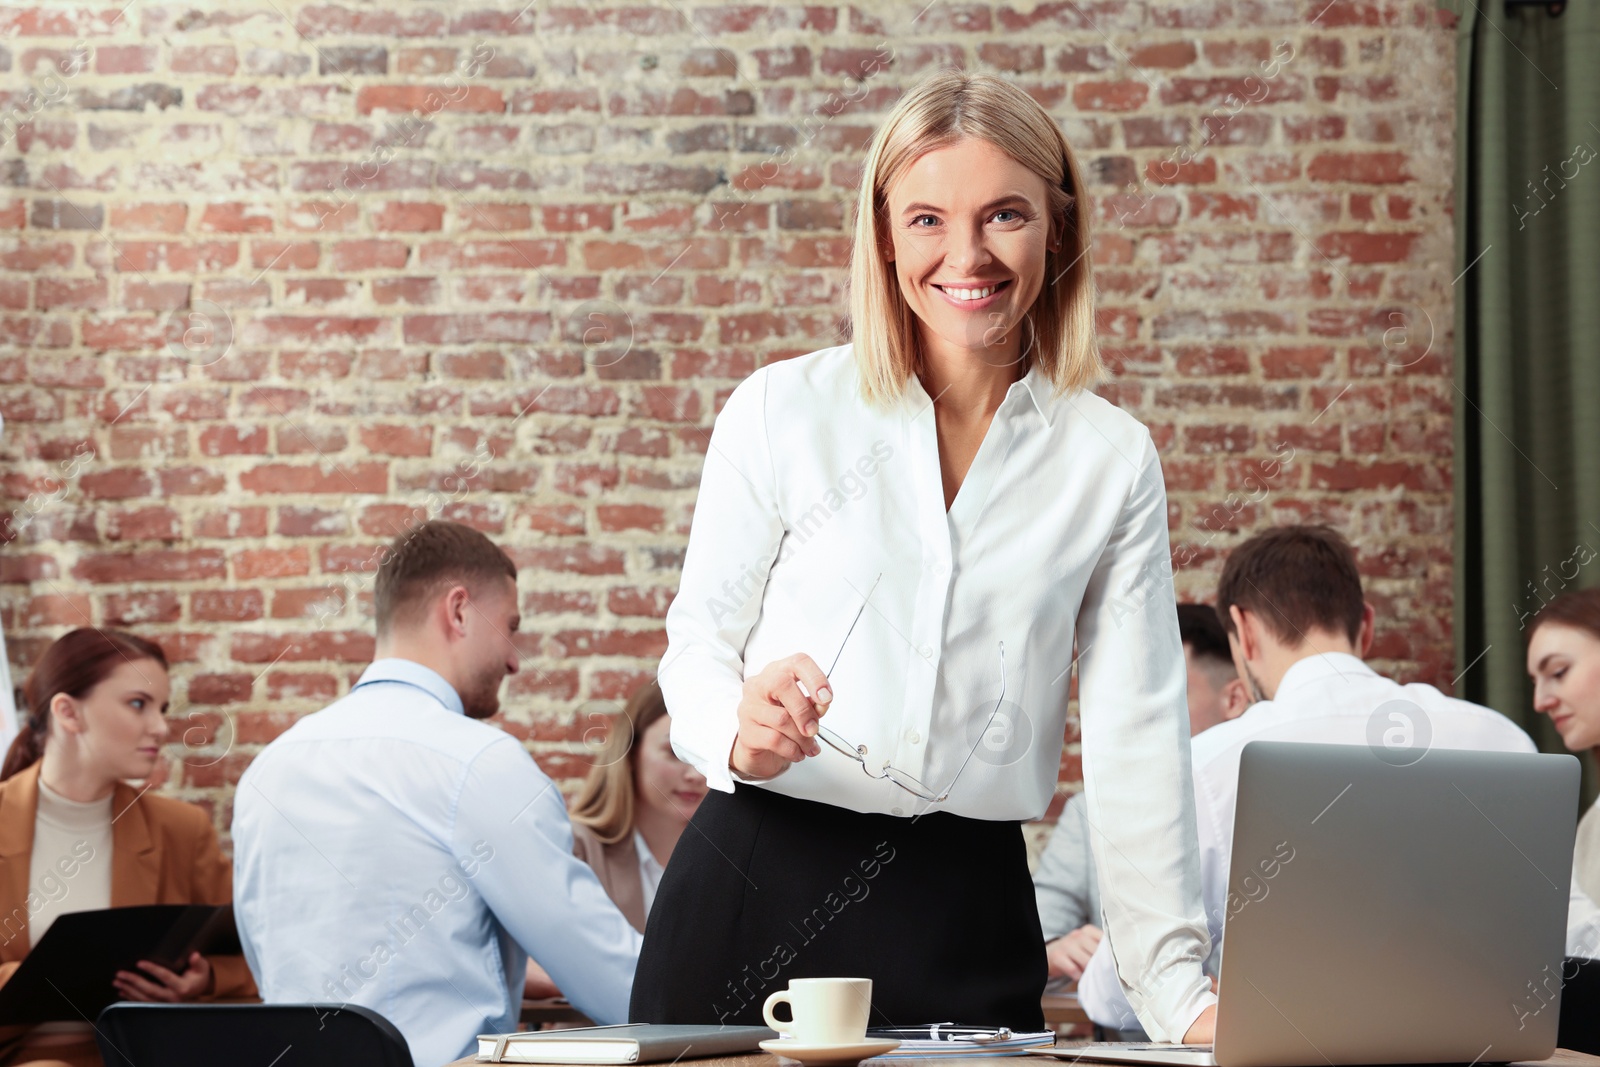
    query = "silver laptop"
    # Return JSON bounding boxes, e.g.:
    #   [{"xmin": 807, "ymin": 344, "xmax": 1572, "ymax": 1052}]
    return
[{"xmin": 1040, "ymin": 741, "xmax": 1580, "ymax": 1067}]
